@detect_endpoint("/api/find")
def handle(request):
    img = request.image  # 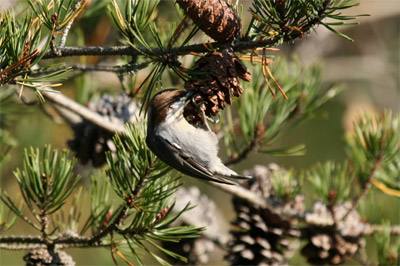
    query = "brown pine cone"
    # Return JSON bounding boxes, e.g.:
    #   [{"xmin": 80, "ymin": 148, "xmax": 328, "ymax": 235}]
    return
[
  {"xmin": 183, "ymin": 50, "xmax": 250, "ymax": 125},
  {"xmin": 301, "ymin": 201, "xmax": 370, "ymax": 265},
  {"xmin": 175, "ymin": 0, "xmax": 241, "ymax": 42},
  {"xmin": 226, "ymin": 165, "xmax": 302, "ymax": 265}
]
